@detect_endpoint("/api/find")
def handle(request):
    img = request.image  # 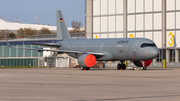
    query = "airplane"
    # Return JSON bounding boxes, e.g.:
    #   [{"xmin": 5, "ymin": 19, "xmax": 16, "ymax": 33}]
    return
[{"xmin": 5, "ymin": 10, "xmax": 159, "ymax": 70}]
